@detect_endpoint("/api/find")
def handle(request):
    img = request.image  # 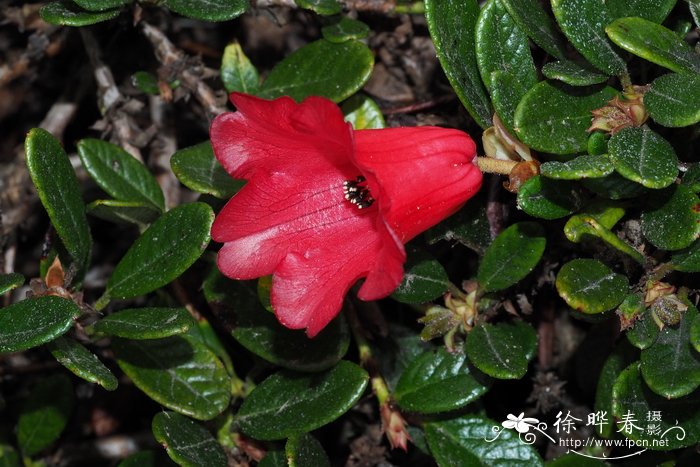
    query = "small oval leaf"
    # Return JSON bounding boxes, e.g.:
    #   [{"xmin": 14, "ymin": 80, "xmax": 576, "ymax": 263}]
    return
[
  {"xmin": 646, "ymin": 73, "xmax": 700, "ymax": 128},
  {"xmin": 94, "ymin": 307, "xmax": 194, "ymax": 339},
  {"xmin": 170, "ymin": 142, "xmax": 243, "ymax": 199},
  {"xmin": 392, "ymin": 248, "xmax": 450, "ymax": 304},
  {"xmin": 163, "ymin": 0, "xmax": 248, "ymax": 22},
  {"xmin": 541, "ymin": 154, "xmax": 614, "ymax": 180},
  {"xmin": 321, "ymin": 17, "xmax": 370, "ymax": 43},
  {"xmin": 40, "ymin": 2, "xmax": 120, "ymax": 26},
  {"xmin": 0, "ymin": 273, "xmax": 24, "ymax": 296},
  {"xmin": 48, "ymin": 336, "xmax": 118, "ymax": 391},
  {"xmin": 285, "ymin": 433, "xmax": 331, "ymax": 467},
  {"xmin": 501, "ymin": 0, "xmax": 567, "ymax": 59},
  {"xmin": 236, "ymin": 361, "xmax": 368, "ymax": 440},
  {"xmin": 87, "ymin": 200, "xmax": 161, "ymax": 230},
  {"xmin": 641, "ymin": 184, "xmax": 700, "ymax": 251},
  {"xmin": 672, "ymin": 240, "xmax": 700, "ymax": 272},
  {"xmin": 556, "ymin": 259, "xmax": 628, "ymax": 314},
  {"xmin": 517, "ymin": 176, "xmax": 583, "ymax": 220},
  {"xmin": 466, "ymin": 321, "xmax": 537, "ymax": 379},
  {"xmin": 541, "ymin": 60, "xmax": 609, "ymax": 86},
  {"xmin": 608, "ymin": 127, "xmax": 678, "ymax": 189},
  {"xmin": 0, "ymin": 296, "xmax": 80, "ymax": 354},
  {"xmin": 73, "ymin": 0, "xmax": 129, "ymax": 11},
  {"xmin": 342, "ymin": 94, "xmax": 386, "ymax": 130},
  {"xmin": 152, "ymin": 412, "xmax": 226, "ymax": 467},
  {"xmin": 221, "ymin": 41, "xmax": 259, "ymax": 94}
]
